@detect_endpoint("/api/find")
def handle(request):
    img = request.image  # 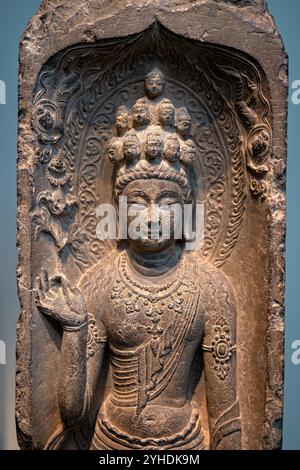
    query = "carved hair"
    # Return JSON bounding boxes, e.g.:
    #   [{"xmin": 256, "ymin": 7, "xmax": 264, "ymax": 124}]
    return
[
  {"xmin": 176, "ymin": 107, "xmax": 191, "ymax": 121},
  {"xmin": 145, "ymin": 129, "xmax": 164, "ymax": 144},
  {"xmin": 116, "ymin": 105, "xmax": 129, "ymax": 116},
  {"xmin": 132, "ymin": 98, "xmax": 149, "ymax": 111},
  {"xmin": 123, "ymin": 130, "xmax": 140, "ymax": 146},
  {"xmin": 146, "ymin": 67, "xmax": 165, "ymax": 82},
  {"xmin": 158, "ymin": 98, "xmax": 174, "ymax": 109},
  {"xmin": 114, "ymin": 160, "xmax": 190, "ymax": 200}
]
